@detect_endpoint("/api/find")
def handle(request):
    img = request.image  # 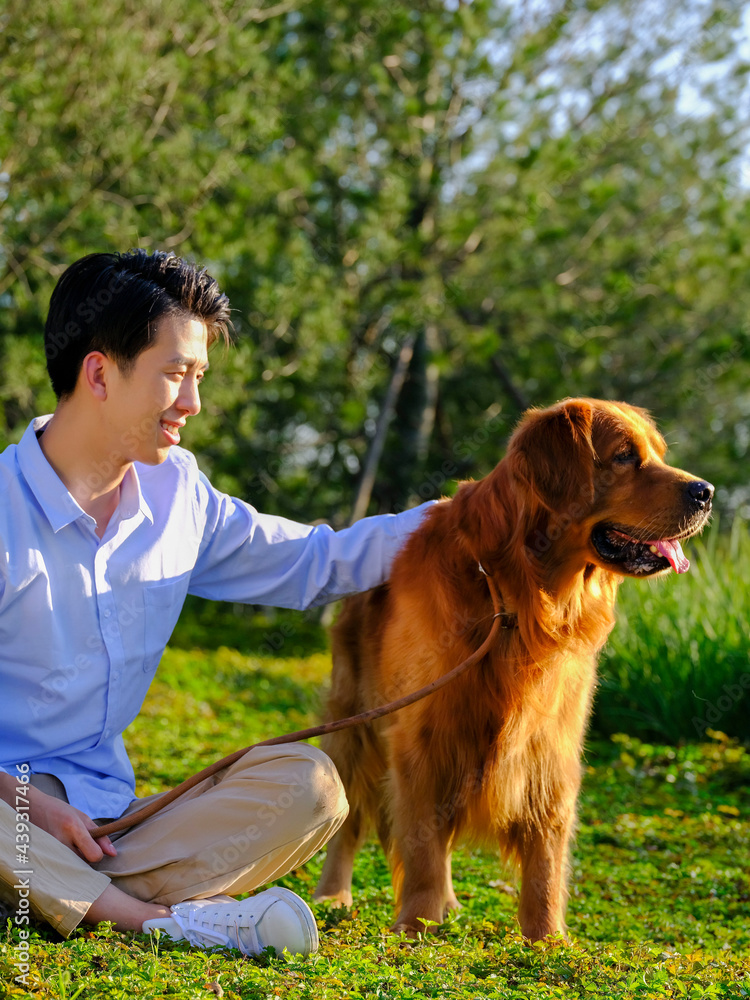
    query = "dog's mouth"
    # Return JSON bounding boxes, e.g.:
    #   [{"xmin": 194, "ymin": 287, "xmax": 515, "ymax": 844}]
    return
[{"xmin": 590, "ymin": 524, "xmax": 693, "ymax": 577}]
